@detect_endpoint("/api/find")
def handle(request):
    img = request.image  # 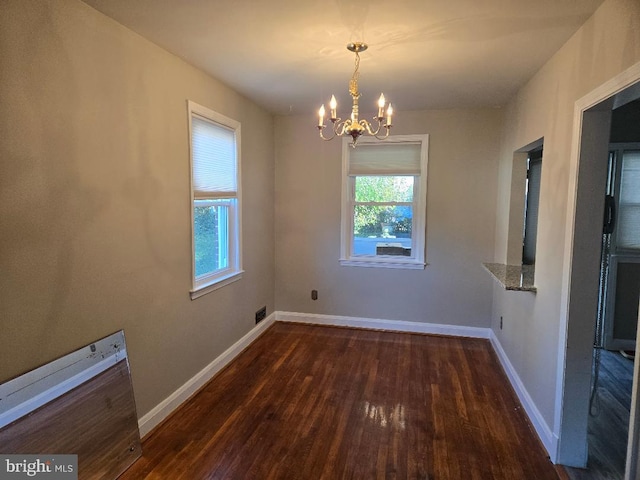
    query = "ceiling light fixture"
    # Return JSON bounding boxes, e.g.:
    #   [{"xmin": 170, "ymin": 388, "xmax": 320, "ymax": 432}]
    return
[{"xmin": 317, "ymin": 42, "xmax": 393, "ymax": 147}]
